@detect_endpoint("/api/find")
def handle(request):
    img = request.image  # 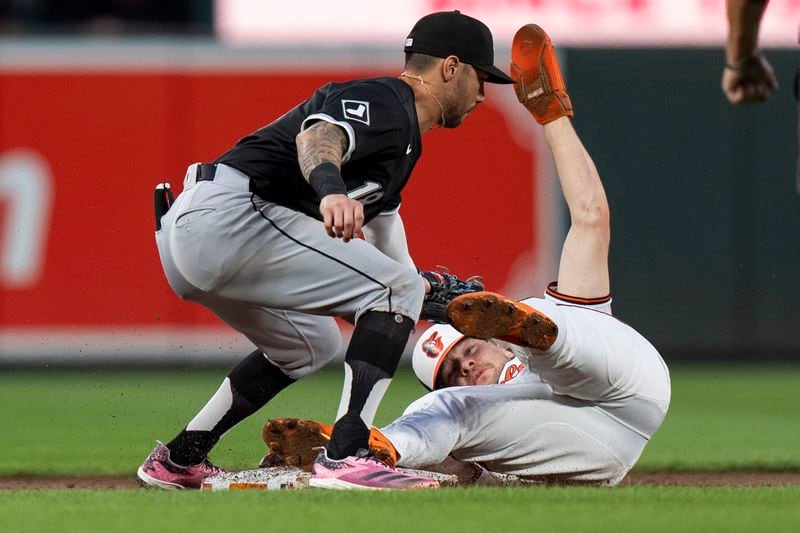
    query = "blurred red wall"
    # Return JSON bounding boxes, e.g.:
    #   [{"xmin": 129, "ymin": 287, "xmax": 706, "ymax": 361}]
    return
[{"xmin": 0, "ymin": 69, "xmax": 544, "ymax": 337}]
